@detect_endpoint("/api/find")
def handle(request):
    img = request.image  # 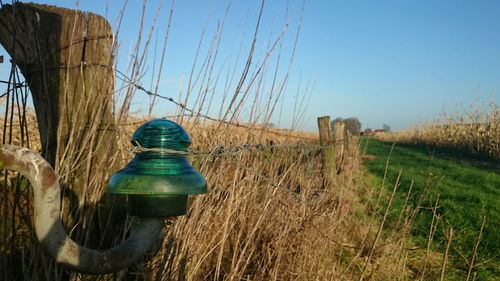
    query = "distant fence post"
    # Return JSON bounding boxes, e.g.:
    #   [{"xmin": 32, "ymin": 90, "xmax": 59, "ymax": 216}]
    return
[
  {"xmin": 317, "ymin": 116, "xmax": 335, "ymax": 185},
  {"xmin": 346, "ymin": 131, "xmax": 359, "ymax": 156},
  {"xmin": 333, "ymin": 121, "xmax": 346, "ymax": 166}
]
